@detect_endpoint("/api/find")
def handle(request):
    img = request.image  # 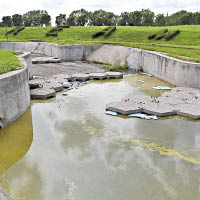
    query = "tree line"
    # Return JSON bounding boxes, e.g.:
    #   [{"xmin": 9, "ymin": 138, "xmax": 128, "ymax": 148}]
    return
[{"xmin": 1, "ymin": 9, "xmax": 200, "ymax": 27}]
